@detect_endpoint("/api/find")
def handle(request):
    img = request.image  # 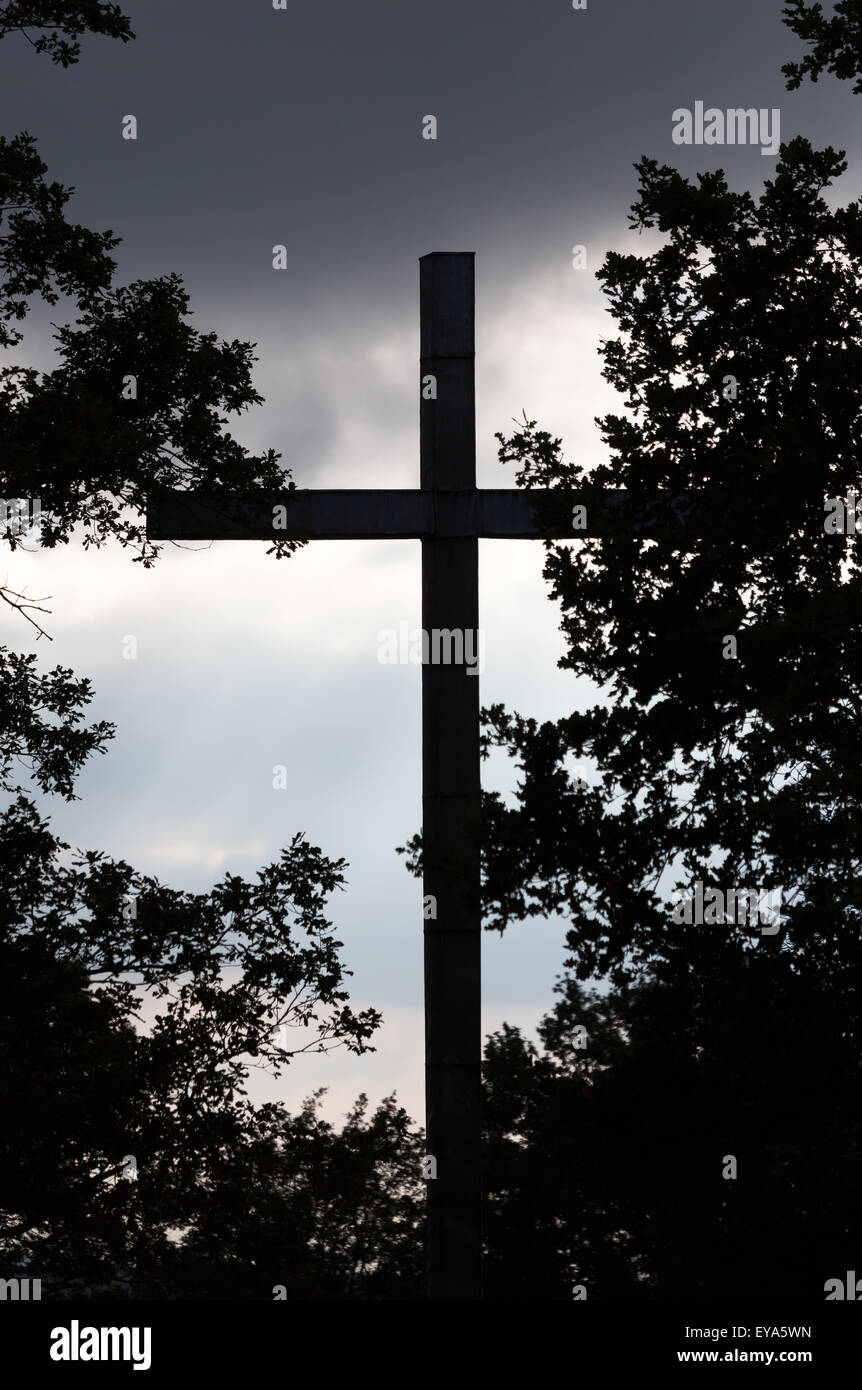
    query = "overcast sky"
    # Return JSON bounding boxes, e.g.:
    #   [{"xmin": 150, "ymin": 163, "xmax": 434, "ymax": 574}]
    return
[{"xmin": 2, "ymin": 0, "xmax": 859, "ymax": 1123}]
